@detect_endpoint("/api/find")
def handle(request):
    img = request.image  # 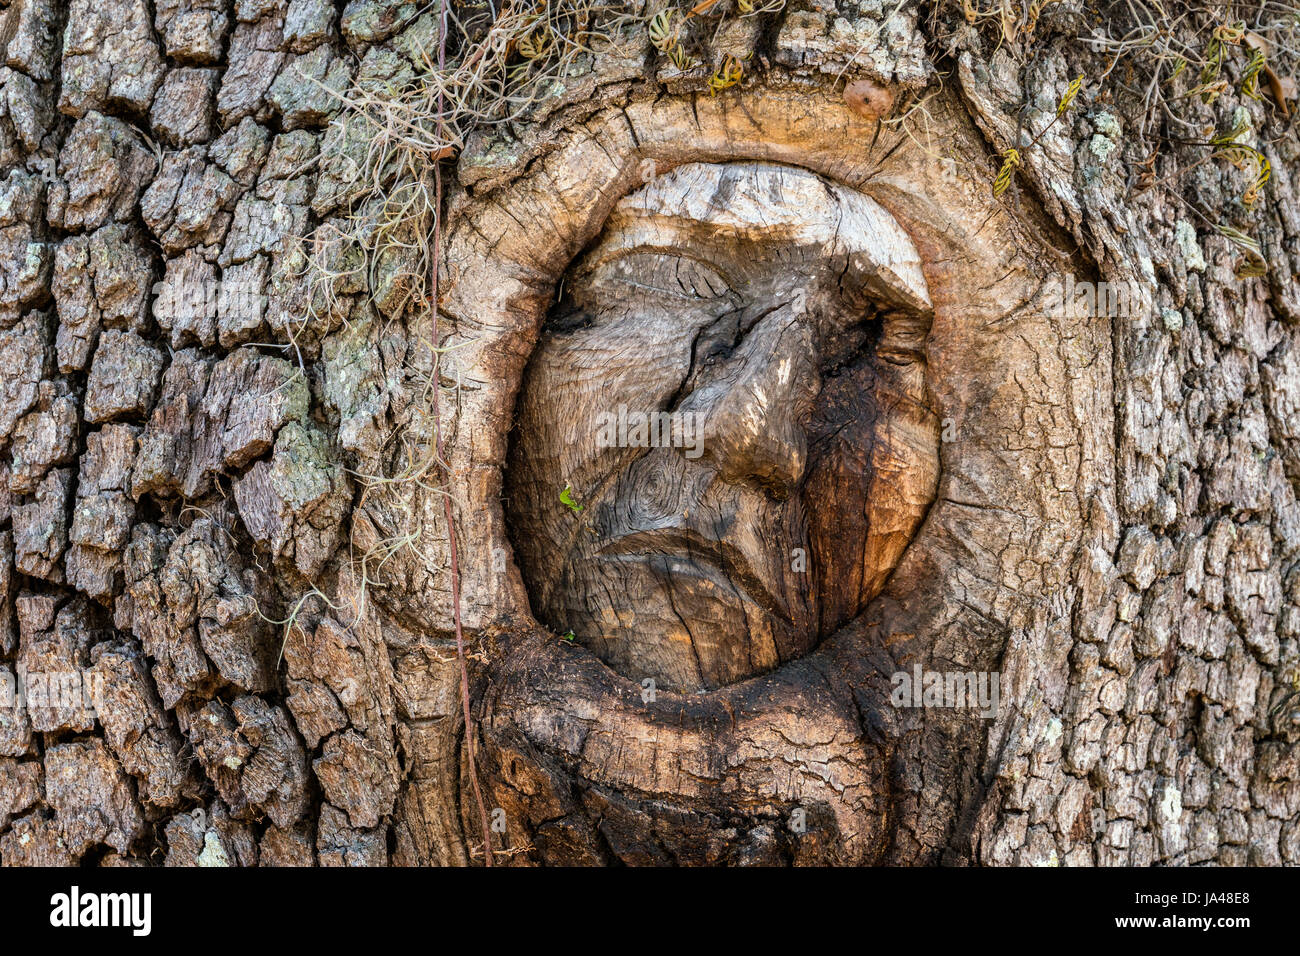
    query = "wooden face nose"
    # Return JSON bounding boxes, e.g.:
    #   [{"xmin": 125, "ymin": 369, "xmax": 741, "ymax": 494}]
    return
[{"xmin": 678, "ymin": 317, "xmax": 819, "ymax": 500}]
